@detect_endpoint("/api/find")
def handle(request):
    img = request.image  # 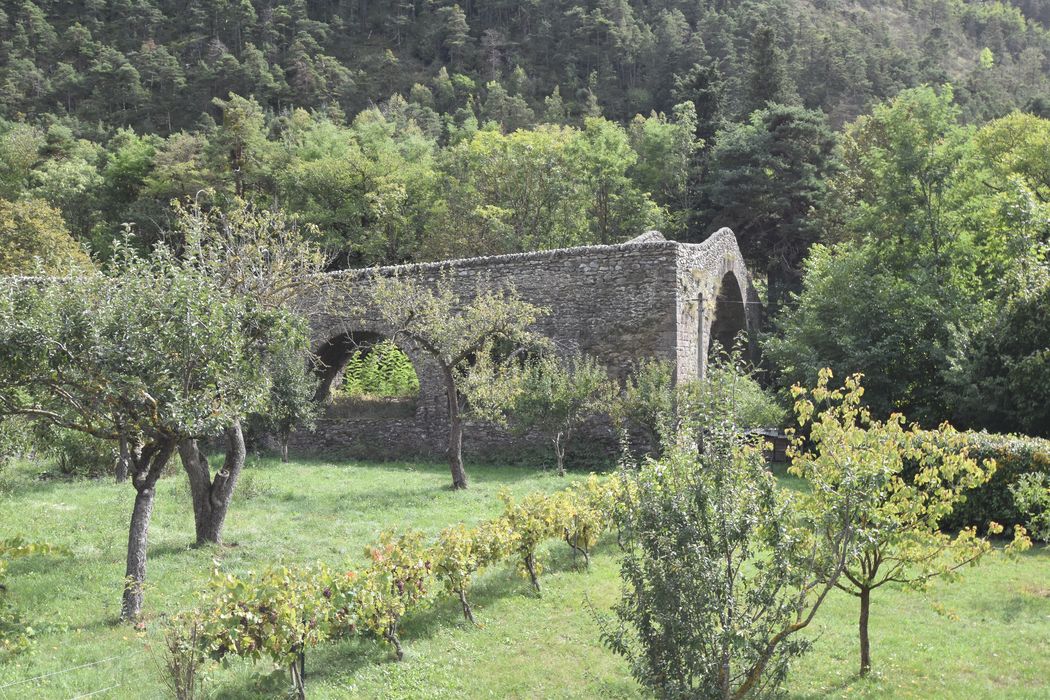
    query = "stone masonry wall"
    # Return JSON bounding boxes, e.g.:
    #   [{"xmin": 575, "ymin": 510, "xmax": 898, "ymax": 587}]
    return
[{"xmin": 289, "ymin": 229, "xmax": 759, "ymax": 463}]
